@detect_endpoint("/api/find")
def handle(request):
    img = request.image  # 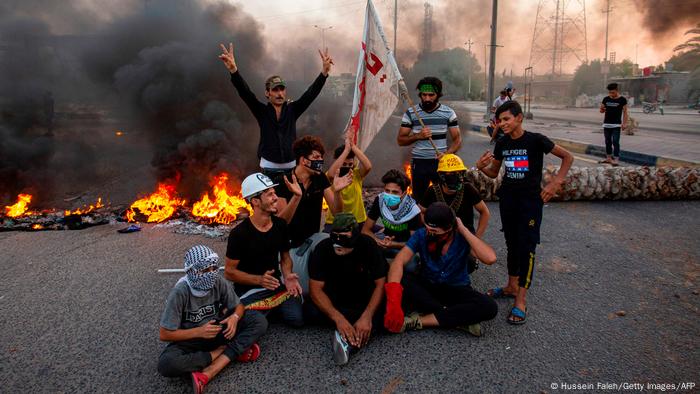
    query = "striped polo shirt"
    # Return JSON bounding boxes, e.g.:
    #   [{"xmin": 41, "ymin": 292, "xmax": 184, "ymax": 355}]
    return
[{"xmin": 401, "ymin": 103, "xmax": 459, "ymax": 159}]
